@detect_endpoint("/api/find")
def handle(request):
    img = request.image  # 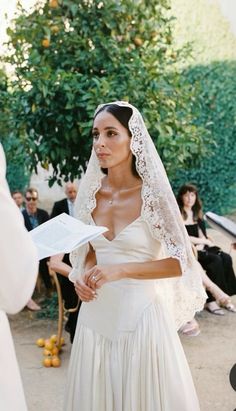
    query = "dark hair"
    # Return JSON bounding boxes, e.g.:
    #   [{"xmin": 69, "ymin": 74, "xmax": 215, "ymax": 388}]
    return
[
  {"xmin": 25, "ymin": 187, "xmax": 38, "ymax": 197},
  {"xmin": 176, "ymin": 183, "xmax": 203, "ymax": 221},
  {"xmin": 93, "ymin": 104, "xmax": 139, "ymax": 177},
  {"xmin": 12, "ymin": 190, "xmax": 23, "ymax": 196}
]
